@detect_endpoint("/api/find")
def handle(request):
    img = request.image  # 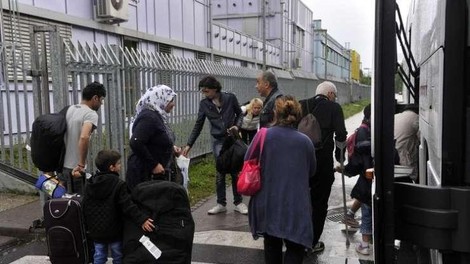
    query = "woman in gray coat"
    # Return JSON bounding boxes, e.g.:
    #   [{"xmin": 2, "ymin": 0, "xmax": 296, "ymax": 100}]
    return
[{"xmin": 247, "ymin": 95, "xmax": 316, "ymax": 264}]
